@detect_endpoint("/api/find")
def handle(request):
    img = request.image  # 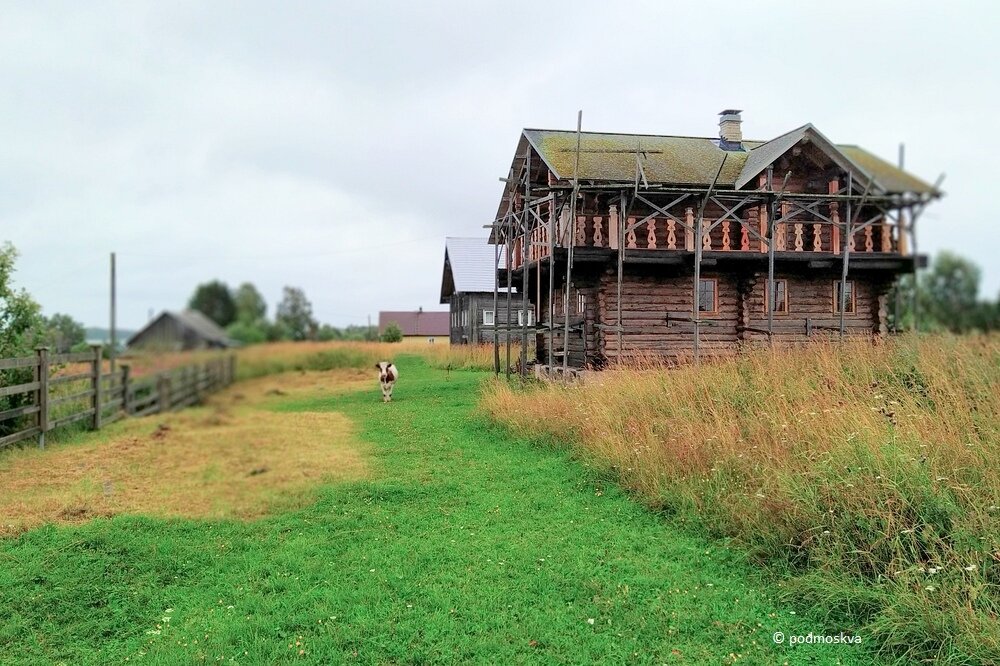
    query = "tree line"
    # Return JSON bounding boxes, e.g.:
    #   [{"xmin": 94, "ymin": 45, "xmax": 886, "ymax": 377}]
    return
[{"xmin": 186, "ymin": 280, "xmax": 378, "ymax": 344}]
